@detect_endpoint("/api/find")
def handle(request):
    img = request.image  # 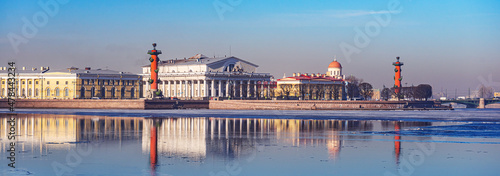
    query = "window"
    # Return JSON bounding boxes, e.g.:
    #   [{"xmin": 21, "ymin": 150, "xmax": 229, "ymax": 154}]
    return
[
  {"xmin": 47, "ymin": 81, "xmax": 50, "ymax": 85},
  {"xmin": 28, "ymin": 88, "xmax": 32, "ymax": 96},
  {"xmin": 22, "ymin": 81, "xmax": 25, "ymax": 85},
  {"xmin": 65, "ymin": 81, "xmax": 68, "ymax": 85},
  {"xmin": 56, "ymin": 81, "xmax": 59, "ymax": 85},
  {"xmin": 107, "ymin": 80, "xmax": 110, "ymax": 85},
  {"xmin": 55, "ymin": 88, "xmax": 60, "ymax": 97},
  {"xmin": 46, "ymin": 88, "xmax": 51, "ymax": 97},
  {"xmin": 130, "ymin": 88, "xmax": 135, "ymax": 98},
  {"xmin": 90, "ymin": 87, "xmax": 95, "ymax": 97},
  {"xmin": 111, "ymin": 87, "xmax": 115, "ymax": 98},
  {"xmin": 29, "ymin": 81, "xmax": 32, "ymax": 84},
  {"xmin": 36, "ymin": 81, "xmax": 38, "ymax": 84},
  {"xmin": 64, "ymin": 88, "xmax": 69, "ymax": 97},
  {"xmin": 35, "ymin": 88, "xmax": 39, "ymax": 97}
]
